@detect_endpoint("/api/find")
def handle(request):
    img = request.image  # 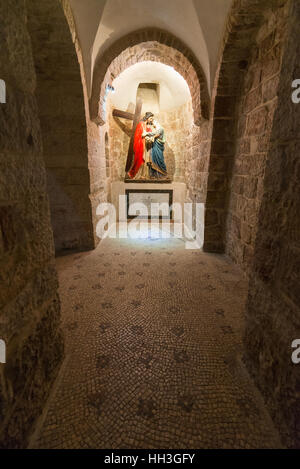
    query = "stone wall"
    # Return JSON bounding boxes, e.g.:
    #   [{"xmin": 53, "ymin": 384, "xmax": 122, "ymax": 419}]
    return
[
  {"xmin": 61, "ymin": 0, "xmax": 110, "ymax": 248},
  {"xmin": 225, "ymin": 2, "xmax": 288, "ymax": 273},
  {"xmin": 26, "ymin": 0, "xmax": 95, "ymax": 254},
  {"xmin": 161, "ymin": 103, "xmax": 211, "ymax": 206},
  {"xmin": 159, "ymin": 102, "xmax": 193, "ymax": 184},
  {"xmin": 187, "ymin": 119, "xmax": 212, "ymax": 205},
  {"xmin": 0, "ymin": 0, "xmax": 63, "ymax": 448},
  {"xmin": 204, "ymin": 0, "xmax": 289, "ymax": 260},
  {"xmin": 244, "ymin": 0, "xmax": 300, "ymax": 448}
]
